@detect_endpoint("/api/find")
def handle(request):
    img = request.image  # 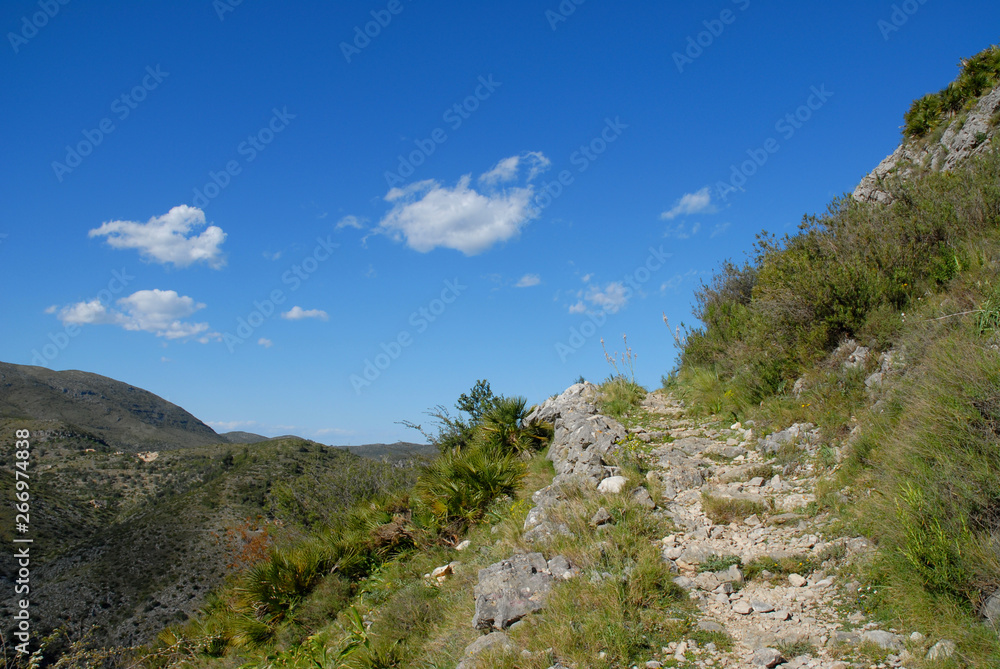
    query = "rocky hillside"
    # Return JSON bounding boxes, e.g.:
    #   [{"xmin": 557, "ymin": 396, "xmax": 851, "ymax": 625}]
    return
[
  {"xmin": 0, "ymin": 363, "xmax": 433, "ymax": 664},
  {"xmin": 0, "ymin": 361, "xmax": 222, "ymax": 451},
  {"xmin": 449, "ymin": 382, "xmax": 953, "ymax": 669},
  {"xmin": 854, "ymin": 67, "xmax": 1000, "ymax": 204}
]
